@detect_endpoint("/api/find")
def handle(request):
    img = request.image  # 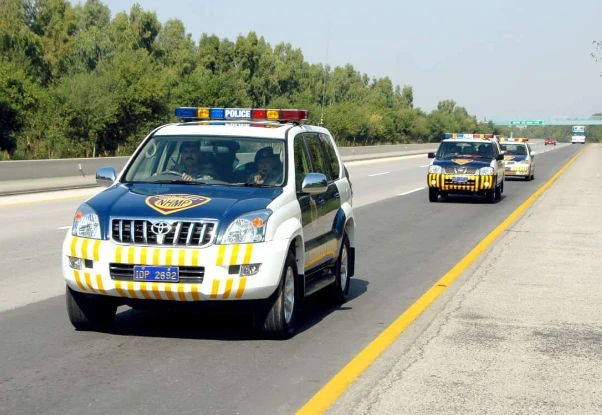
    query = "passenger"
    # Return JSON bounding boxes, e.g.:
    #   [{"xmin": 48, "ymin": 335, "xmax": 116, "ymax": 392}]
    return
[{"xmin": 248, "ymin": 146, "xmax": 283, "ymax": 185}]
